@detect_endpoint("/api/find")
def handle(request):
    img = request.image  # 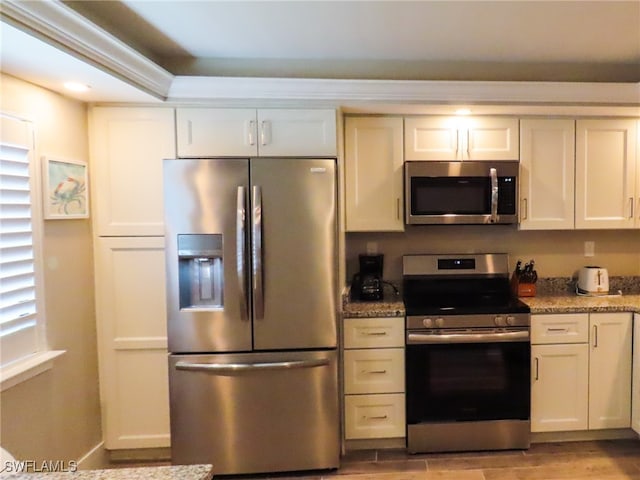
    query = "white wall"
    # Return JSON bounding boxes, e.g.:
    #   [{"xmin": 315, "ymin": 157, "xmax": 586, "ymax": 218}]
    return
[{"xmin": 0, "ymin": 74, "xmax": 102, "ymax": 464}]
